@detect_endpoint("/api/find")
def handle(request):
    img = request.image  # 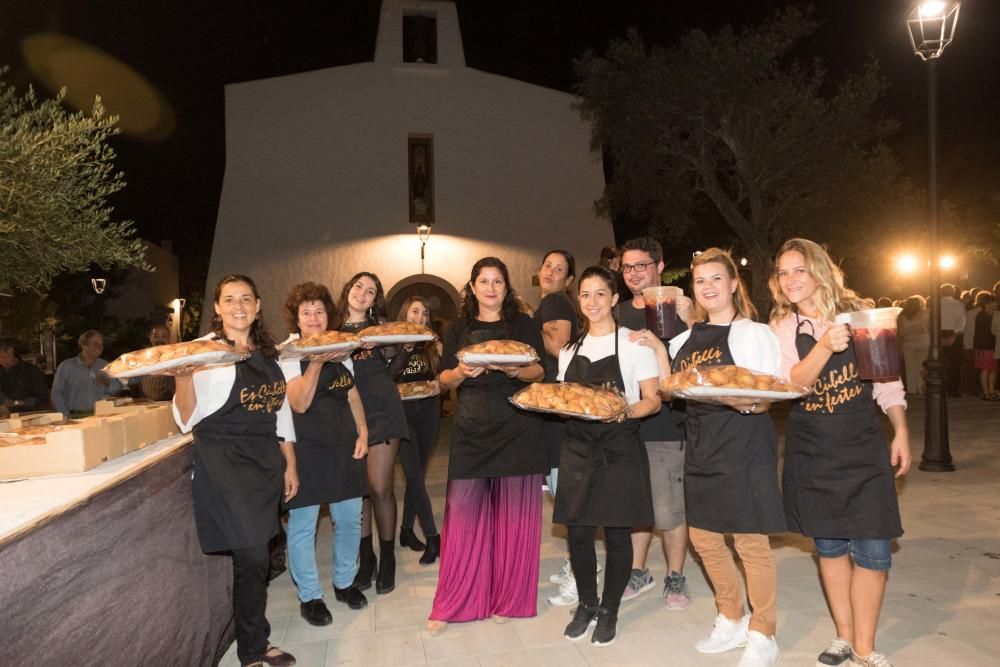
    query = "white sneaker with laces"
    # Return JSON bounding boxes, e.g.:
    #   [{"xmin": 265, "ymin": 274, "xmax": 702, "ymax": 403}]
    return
[
  {"xmin": 737, "ymin": 630, "xmax": 780, "ymax": 667},
  {"xmin": 547, "ymin": 572, "xmax": 579, "ymax": 606},
  {"xmin": 549, "ymin": 557, "xmax": 600, "ymax": 585},
  {"xmin": 850, "ymin": 651, "xmax": 892, "ymax": 667},
  {"xmin": 549, "ymin": 558, "xmax": 572, "ymax": 585},
  {"xmin": 695, "ymin": 613, "xmax": 750, "ymax": 654}
]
